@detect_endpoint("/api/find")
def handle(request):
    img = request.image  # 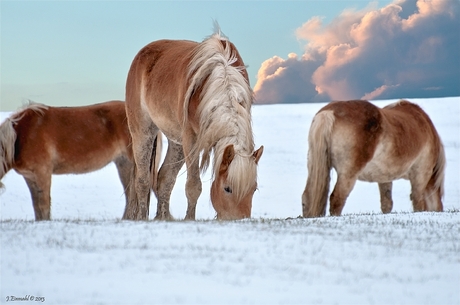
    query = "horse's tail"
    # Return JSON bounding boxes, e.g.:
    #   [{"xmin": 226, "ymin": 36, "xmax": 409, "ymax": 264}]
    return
[
  {"xmin": 425, "ymin": 135, "xmax": 446, "ymax": 211},
  {"xmin": 0, "ymin": 117, "xmax": 17, "ymax": 189},
  {"xmin": 302, "ymin": 110, "xmax": 335, "ymax": 218},
  {"xmin": 150, "ymin": 131, "xmax": 163, "ymax": 196}
]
